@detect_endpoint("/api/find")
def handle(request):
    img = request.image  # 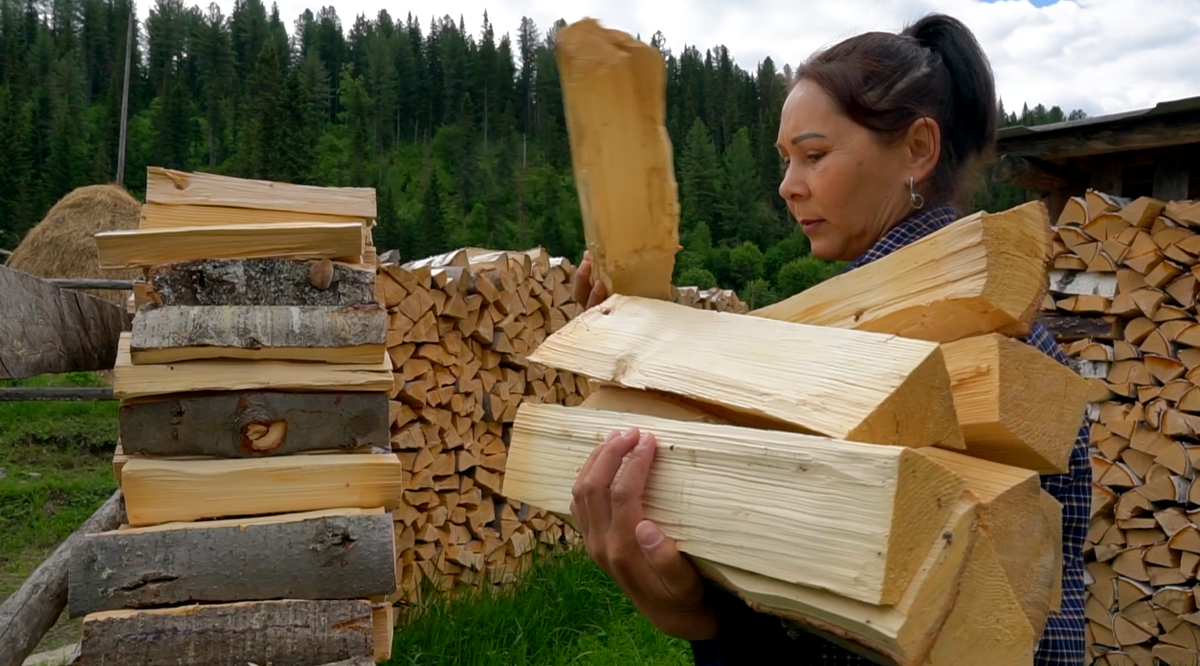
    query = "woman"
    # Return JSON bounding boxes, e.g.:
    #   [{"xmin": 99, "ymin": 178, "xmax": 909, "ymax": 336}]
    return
[{"xmin": 568, "ymin": 12, "xmax": 1089, "ymax": 666}]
